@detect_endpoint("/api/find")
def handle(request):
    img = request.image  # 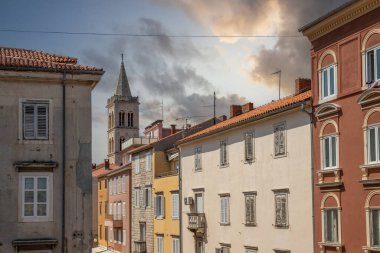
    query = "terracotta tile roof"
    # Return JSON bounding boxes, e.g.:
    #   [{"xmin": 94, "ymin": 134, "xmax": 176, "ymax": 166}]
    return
[
  {"xmin": 0, "ymin": 47, "xmax": 103, "ymax": 73},
  {"xmin": 179, "ymin": 90, "xmax": 312, "ymax": 144},
  {"xmin": 92, "ymin": 163, "xmax": 120, "ymax": 177}
]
